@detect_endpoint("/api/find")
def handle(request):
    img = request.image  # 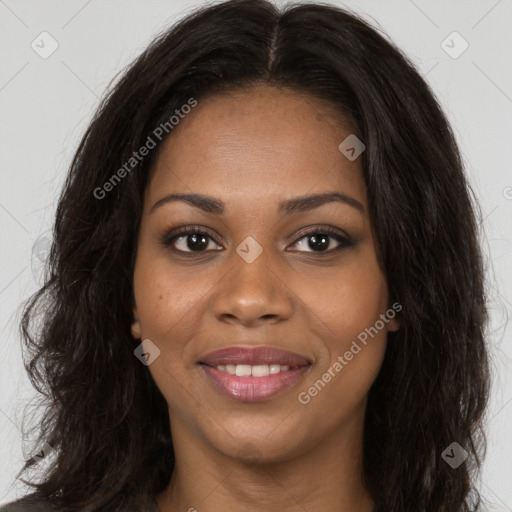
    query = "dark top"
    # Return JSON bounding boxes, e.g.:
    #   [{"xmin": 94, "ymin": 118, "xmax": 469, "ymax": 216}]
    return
[{"xmin": 0, "ymin": 497, "xmax": 160, "ymax": 512}]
